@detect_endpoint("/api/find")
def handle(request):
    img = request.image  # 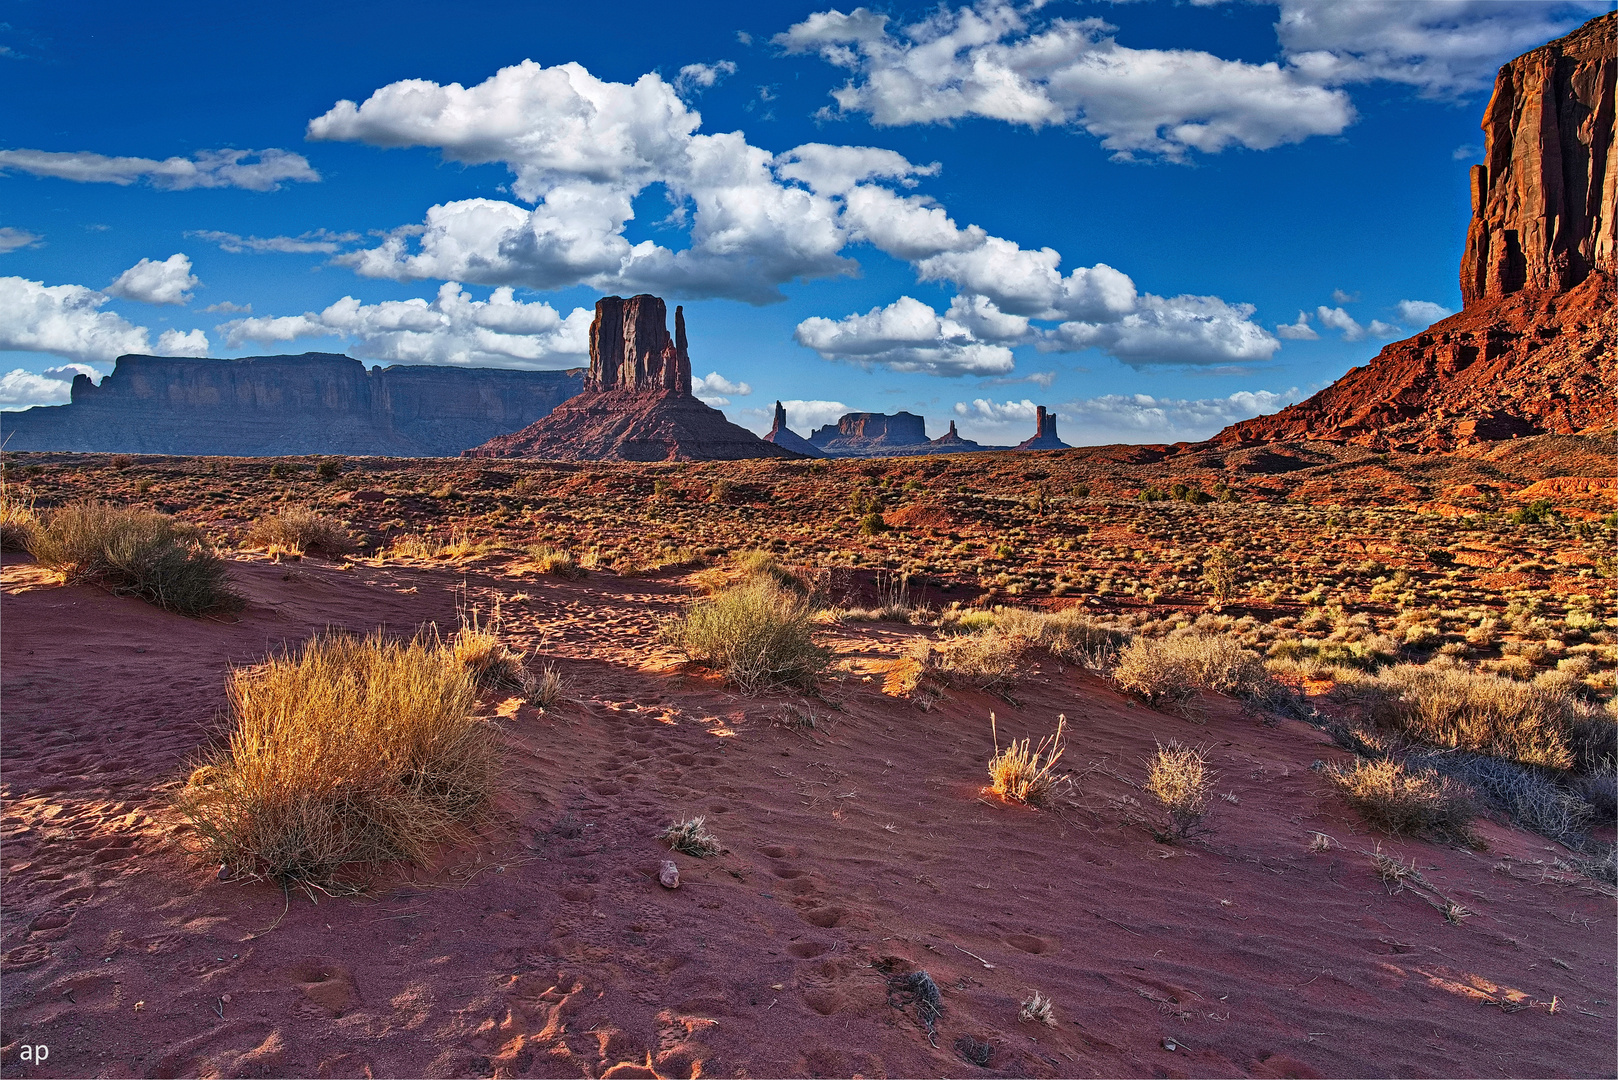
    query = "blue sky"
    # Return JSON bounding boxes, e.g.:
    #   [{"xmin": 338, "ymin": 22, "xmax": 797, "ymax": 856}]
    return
[{"xmin": 1, "ymin": 0, "xmax": 1609, "ymax": 444}]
